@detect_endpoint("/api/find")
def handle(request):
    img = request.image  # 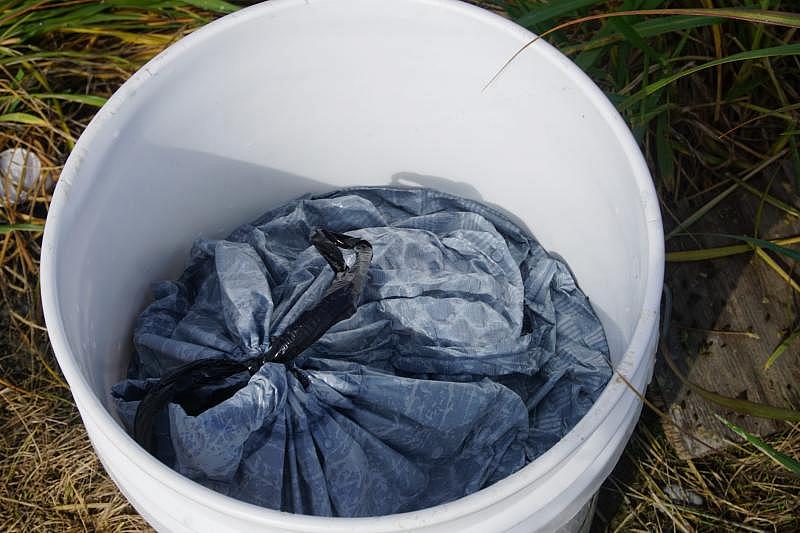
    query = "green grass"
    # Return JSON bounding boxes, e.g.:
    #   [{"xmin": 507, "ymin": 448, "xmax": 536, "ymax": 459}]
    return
[{"xmin": 1, "ymin": 0, "xmax": 799, "ymax": 530}]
